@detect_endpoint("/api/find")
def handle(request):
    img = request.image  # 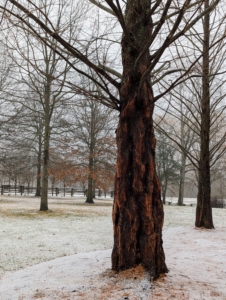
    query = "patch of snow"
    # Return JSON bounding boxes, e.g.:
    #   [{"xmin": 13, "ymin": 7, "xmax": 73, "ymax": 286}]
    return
[{"xmin": 0, "ymin": 196, "xmax": 226, "ymax": 299}]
